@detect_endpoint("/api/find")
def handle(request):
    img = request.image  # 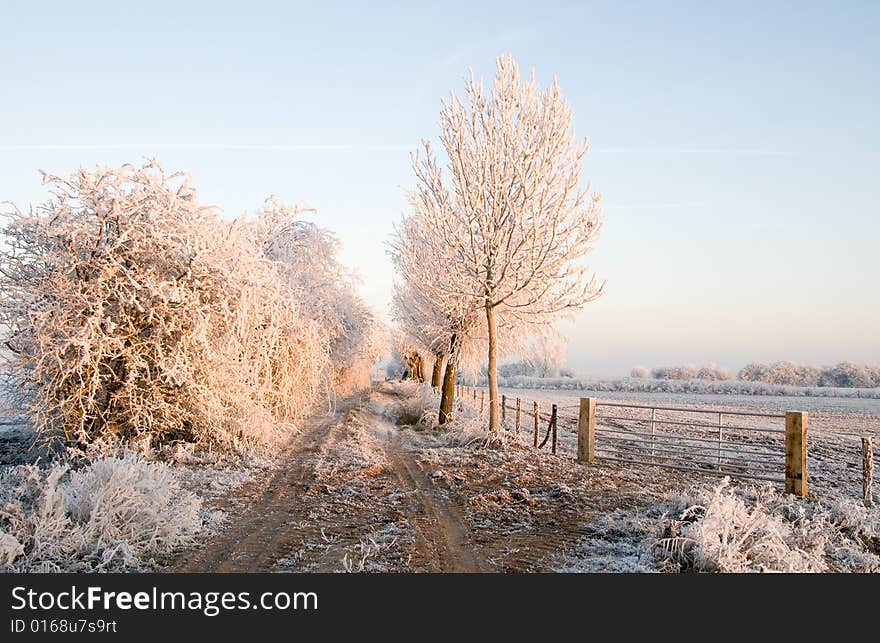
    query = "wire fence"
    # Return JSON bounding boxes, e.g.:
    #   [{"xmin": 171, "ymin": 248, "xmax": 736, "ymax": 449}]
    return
[
  {"xmin": 455, "ymin": 383, "xmax": 788, "ymax": 484},
  {"xmin": 450, "ymin": 383, "xmax": 560, "ymax": 450},
  {"xmin": 443, "ymin": 382, "xmax": 877, "ymax": 502}
]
